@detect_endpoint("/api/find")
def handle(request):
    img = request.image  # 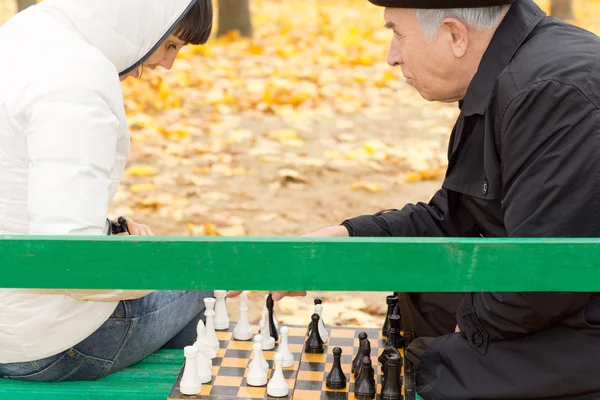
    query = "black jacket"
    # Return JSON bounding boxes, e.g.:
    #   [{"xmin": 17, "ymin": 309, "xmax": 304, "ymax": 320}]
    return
[{"xmin": 343, "ymin": 1, "xmax": 600, "ymax": 398}]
